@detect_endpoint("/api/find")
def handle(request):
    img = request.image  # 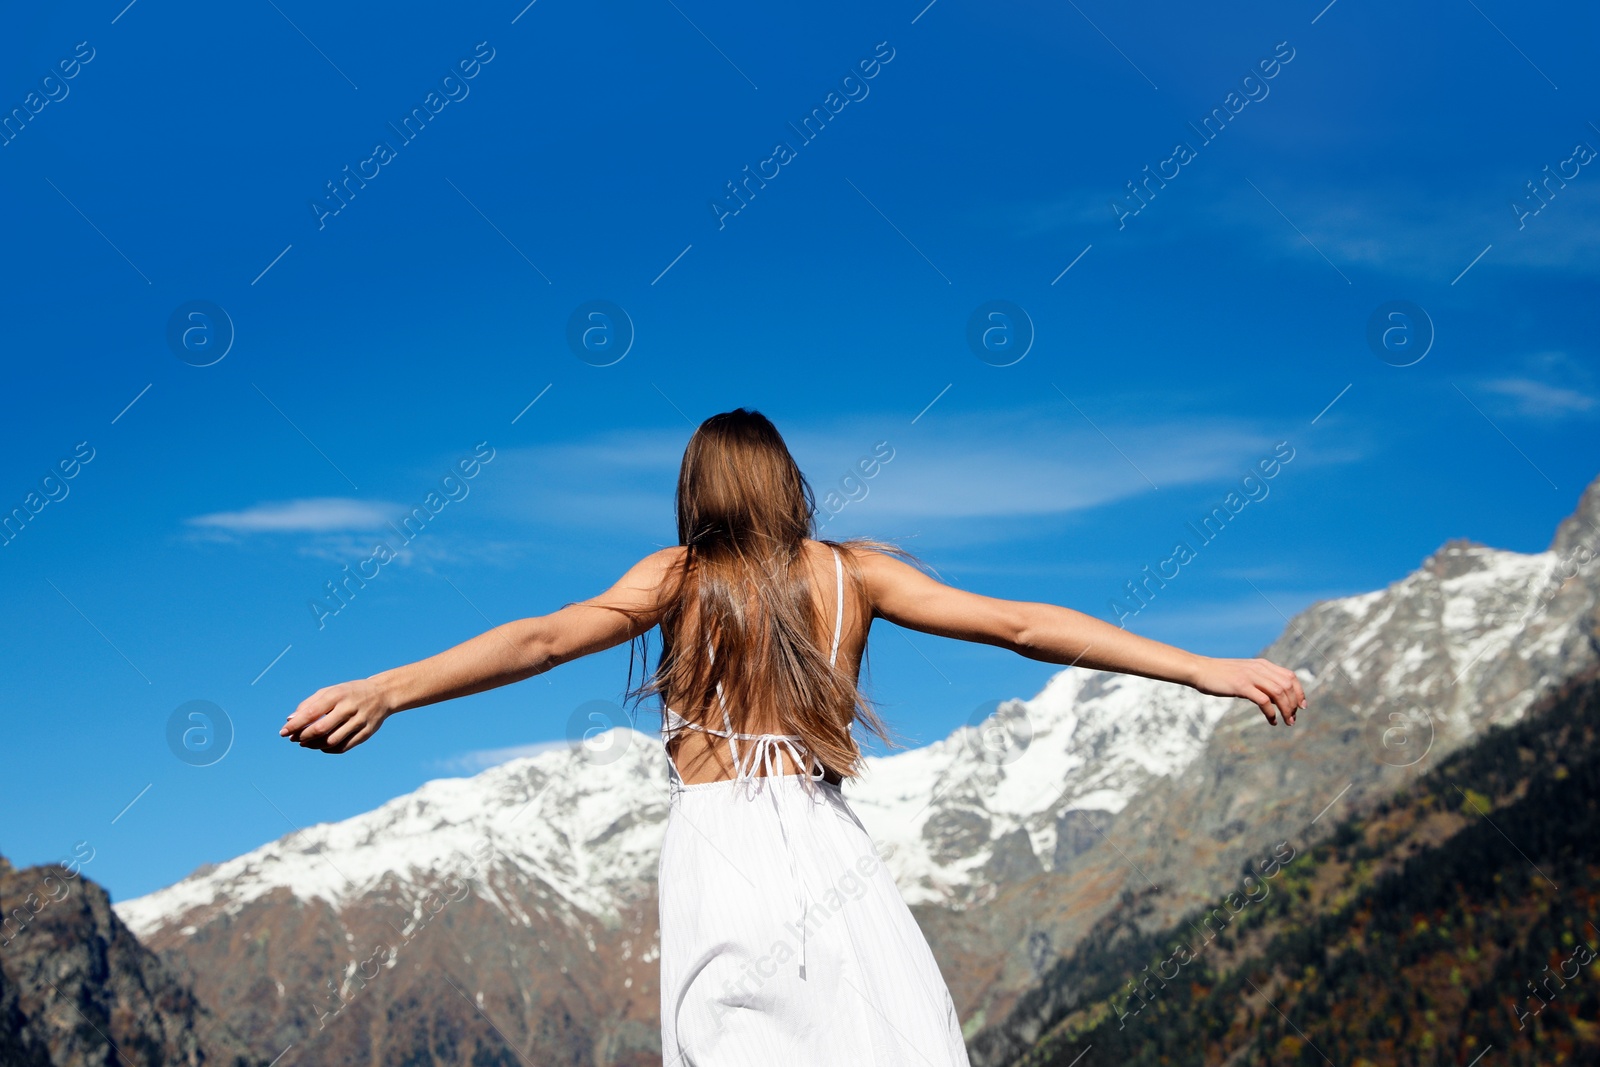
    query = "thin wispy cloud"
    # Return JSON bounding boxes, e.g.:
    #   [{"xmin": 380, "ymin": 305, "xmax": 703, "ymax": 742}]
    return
[
  {"xmin": 181, "ymin": 496, "xmax": 524, "ymax": 573},
  {"xmin": 187, "ymin": 497, "xmax": 401, "ymax": 533},
  {"xmin": 803, "ymin": 422, "xmax": 1265, "ymax": 520},
  {"xmin": 1473, "ymin": 352, "xmax": 1597, "ymax": 420},
  {"xmin": 483, "ymin": 408, "xmax": 1352, "ymax": 538},
  {"xmin": 1480, "ymin": 377, "xmax": 1596, "ymax": 418},
  {"xmin": 1005, "ymin": 176, "xmax": 1600, "ymax": 280},
  {"xmin": 1267, "ymin": 183, "xmax": 1600, "ymax": 278}
]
